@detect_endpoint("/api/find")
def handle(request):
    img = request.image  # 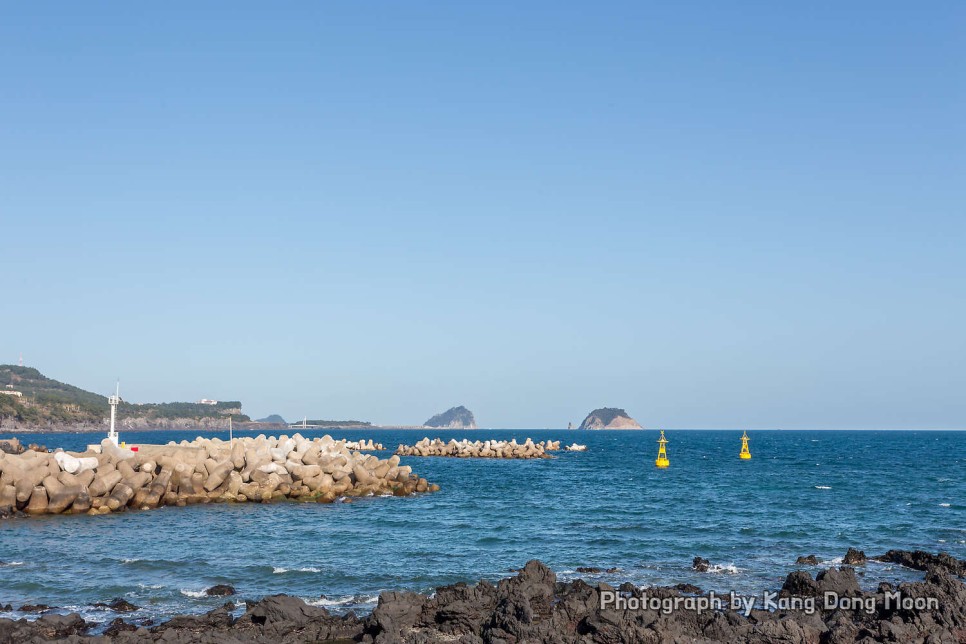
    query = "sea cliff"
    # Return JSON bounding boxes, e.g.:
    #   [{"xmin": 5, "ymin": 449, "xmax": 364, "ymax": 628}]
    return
[{"xmin": 578, "ymin": 407, "xmax": 642, "ymax": 429}]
